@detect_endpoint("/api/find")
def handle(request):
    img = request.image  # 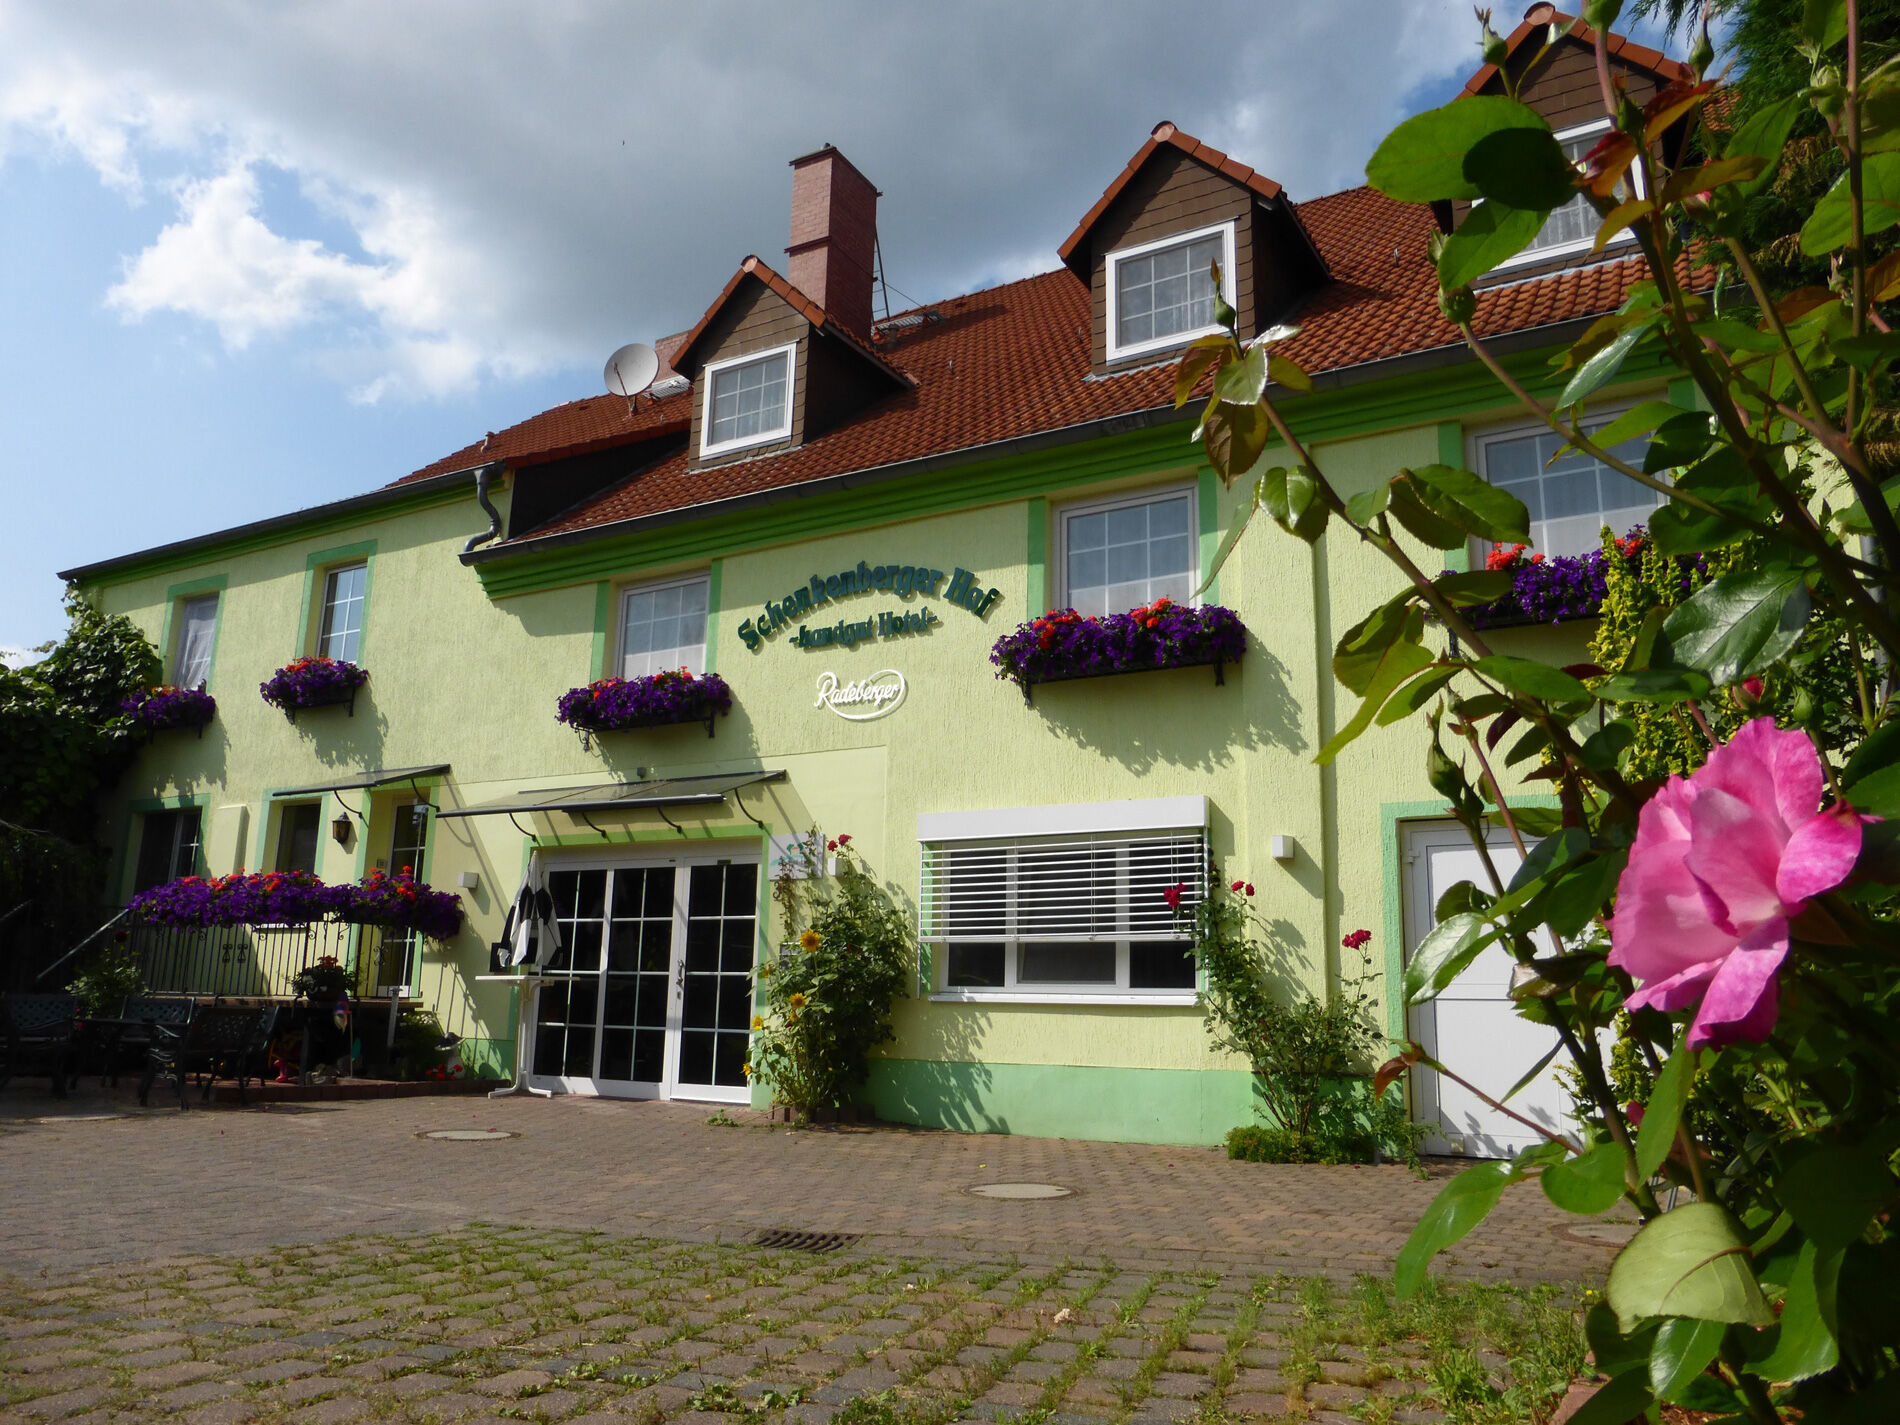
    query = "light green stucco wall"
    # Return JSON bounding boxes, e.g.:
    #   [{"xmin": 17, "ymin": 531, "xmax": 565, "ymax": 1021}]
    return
[{"xmin": 84, "ymin": 367, "xmax": 1664, "ymax": 1142}]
